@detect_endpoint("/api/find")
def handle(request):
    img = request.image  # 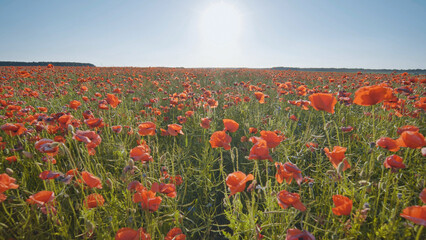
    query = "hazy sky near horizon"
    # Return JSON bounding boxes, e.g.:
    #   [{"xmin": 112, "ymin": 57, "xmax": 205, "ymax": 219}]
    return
[{"xmin": 1, "ymin": 0, "xmax": 425, "ymax": 68}]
